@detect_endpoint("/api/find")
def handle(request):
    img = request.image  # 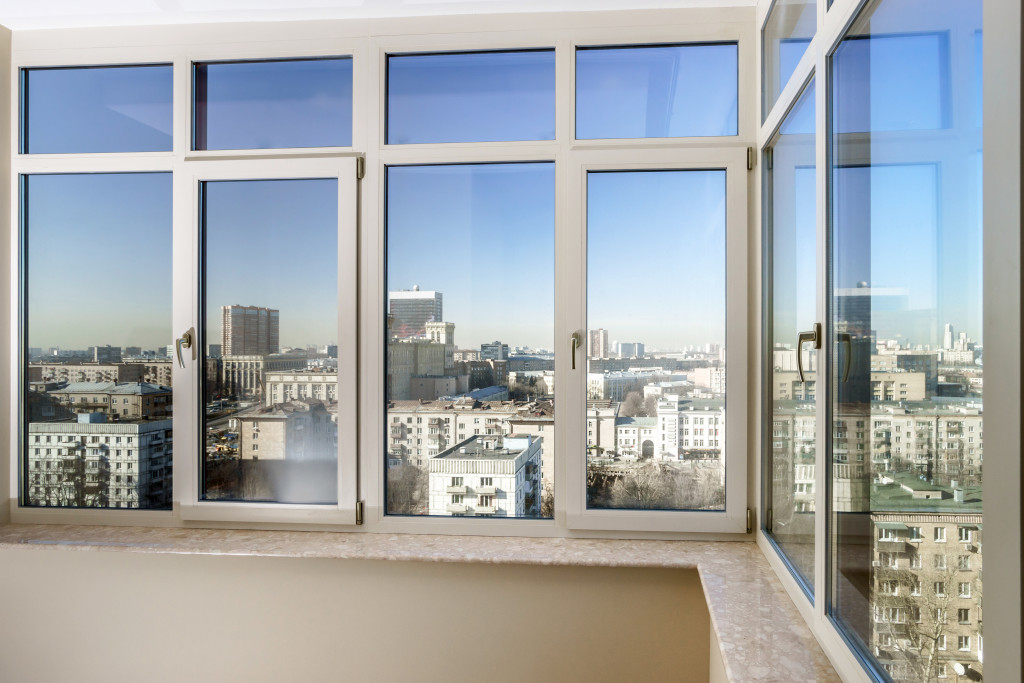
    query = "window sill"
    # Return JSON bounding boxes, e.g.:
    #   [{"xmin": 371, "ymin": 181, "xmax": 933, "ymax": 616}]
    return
[{"xmin": 0, "ymin": 523, "xmax": 838, "ymax": 681}]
